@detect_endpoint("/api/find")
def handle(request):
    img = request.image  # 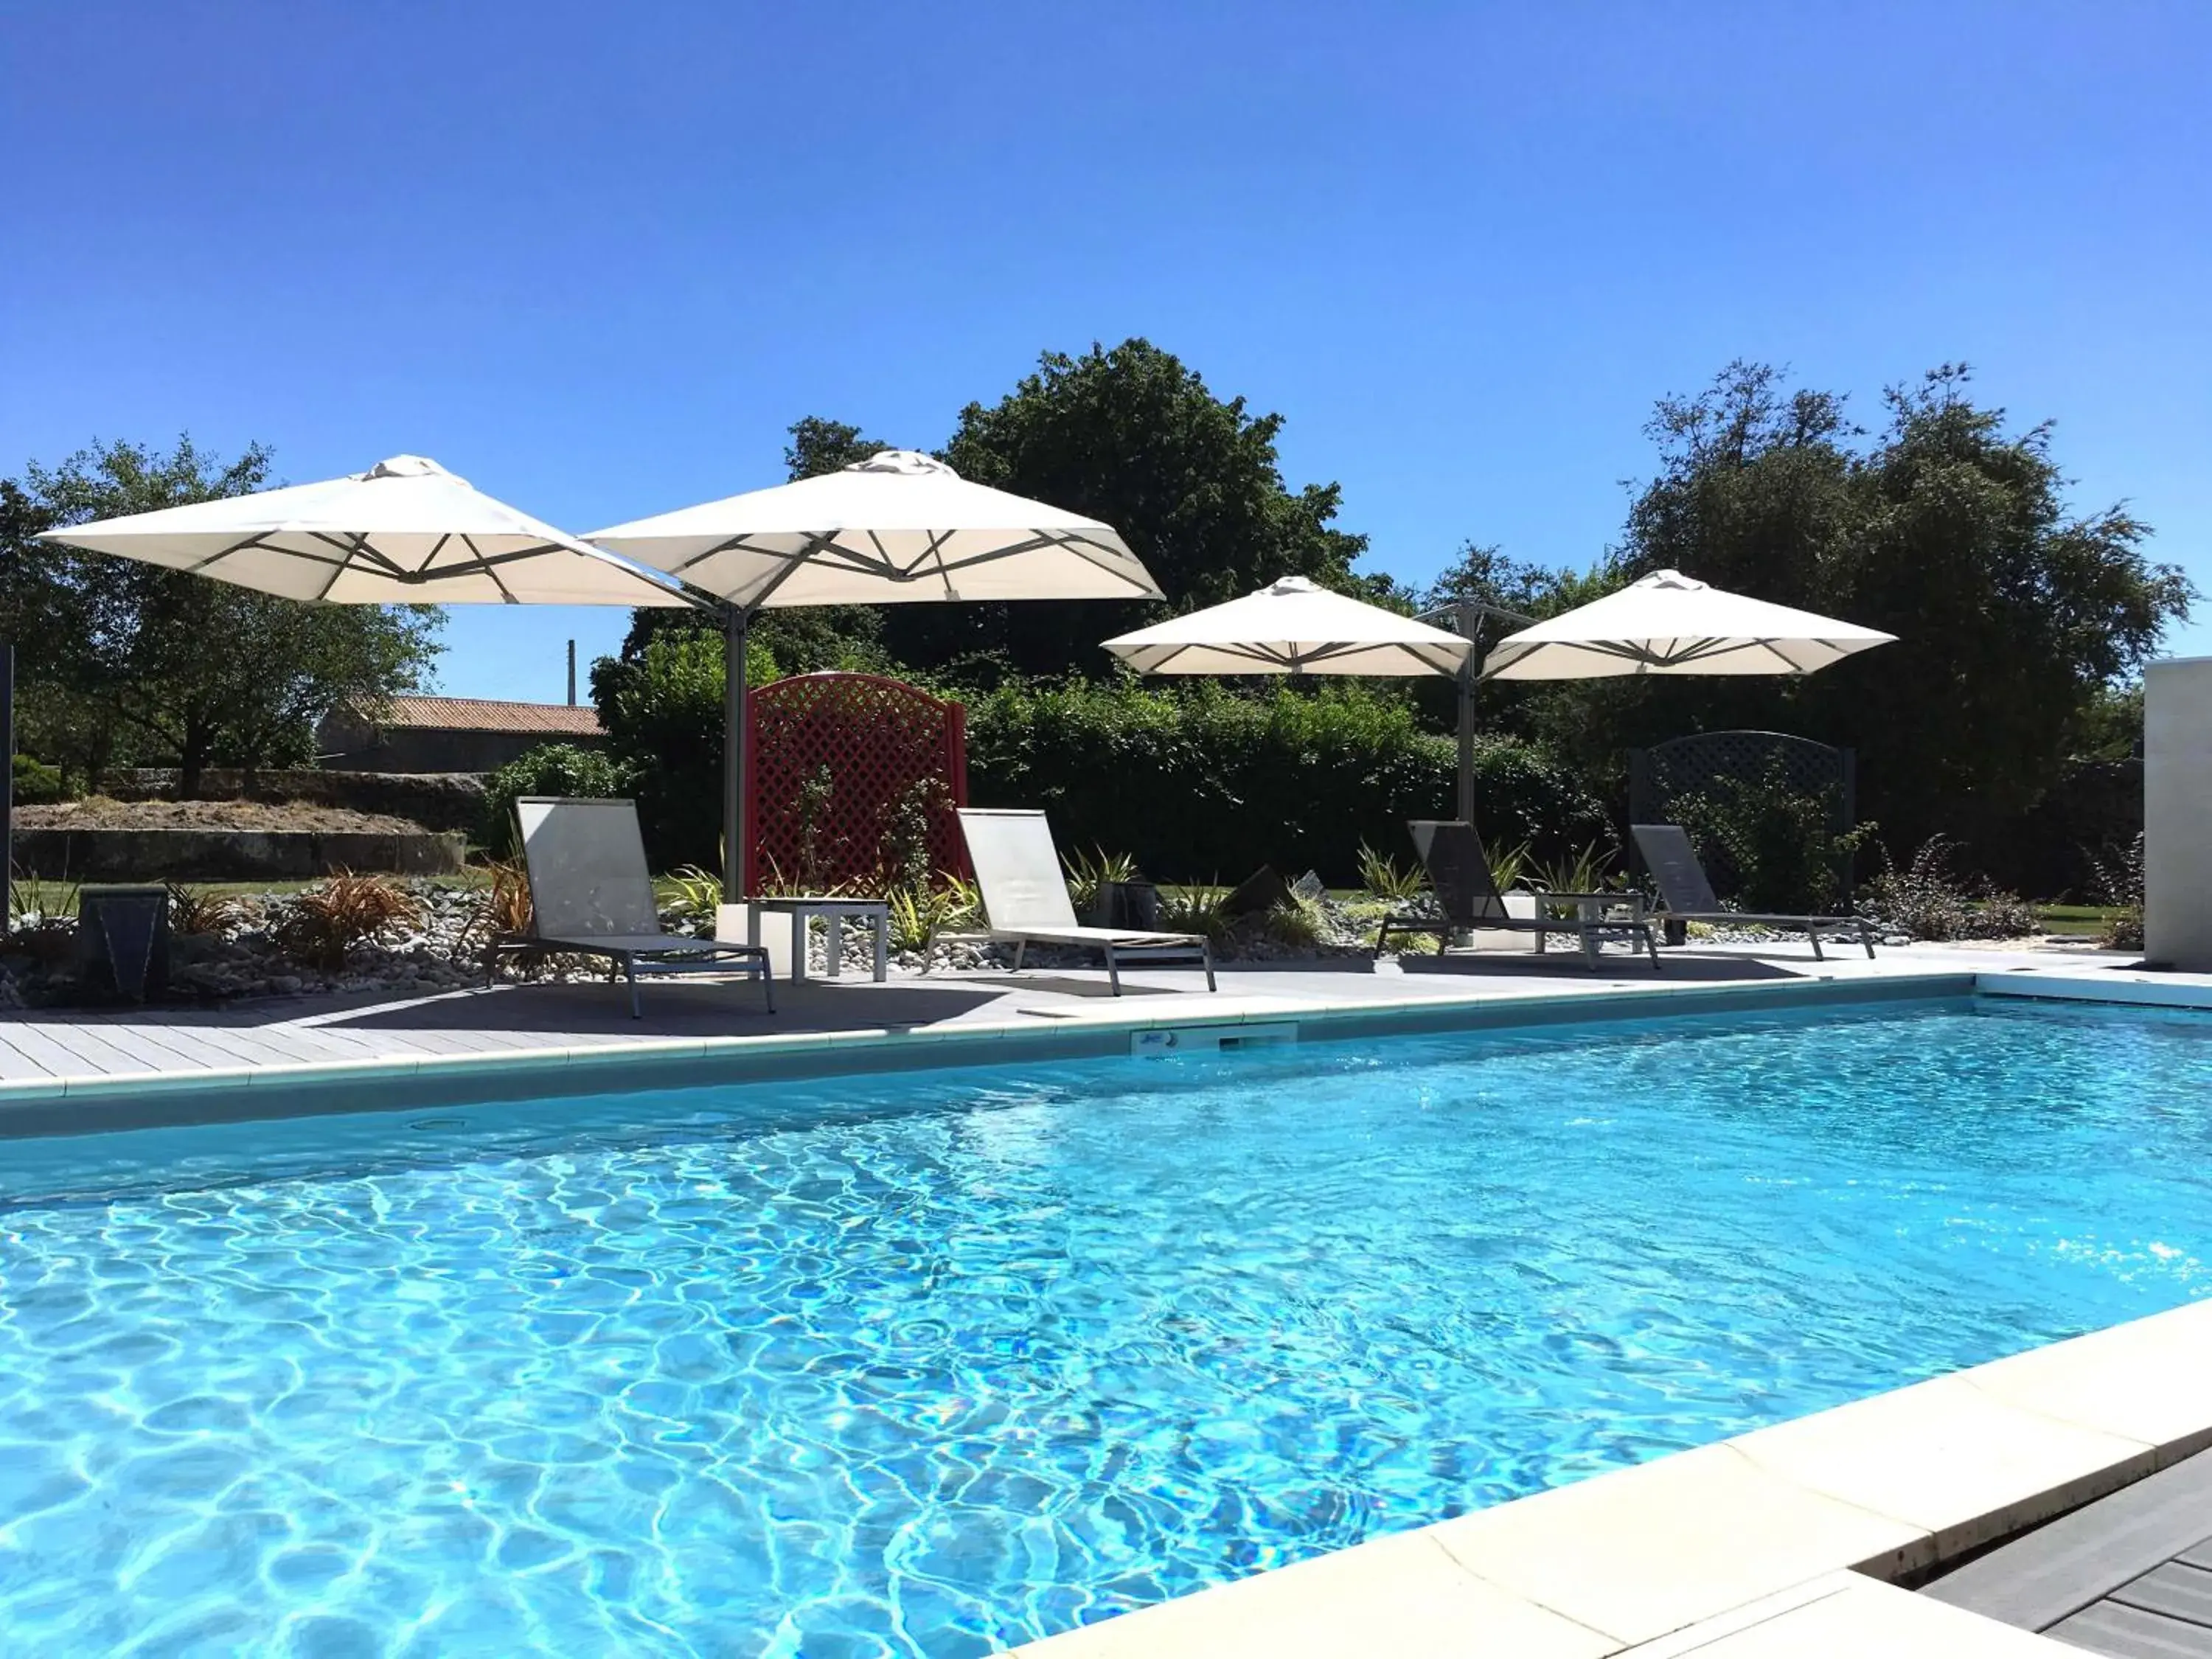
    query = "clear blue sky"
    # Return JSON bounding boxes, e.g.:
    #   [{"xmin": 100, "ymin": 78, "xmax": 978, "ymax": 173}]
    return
[{"xmin": 4, "ymin": 1, "xmax": 2207, "ymax": 698}]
